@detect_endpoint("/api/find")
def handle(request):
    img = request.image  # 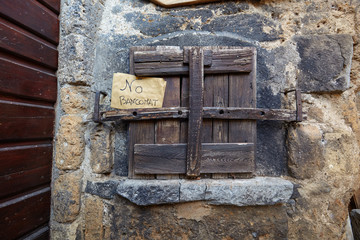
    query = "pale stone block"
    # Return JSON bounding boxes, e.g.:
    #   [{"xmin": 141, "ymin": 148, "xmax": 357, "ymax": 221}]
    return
[
  {"xmin": 90, "ymin": 125, "xmax": 114, "ymax": 174},
  {"xmin": 85, "ymin": 196, "xmax": 104, "ymax": 240},
  {"xmin": 60, "ymin": 85, "xmax": 90, "ymax": 114},
  {"xmin": 56, "ymin": 115, "xmax": 85, "ymax": 170}
]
